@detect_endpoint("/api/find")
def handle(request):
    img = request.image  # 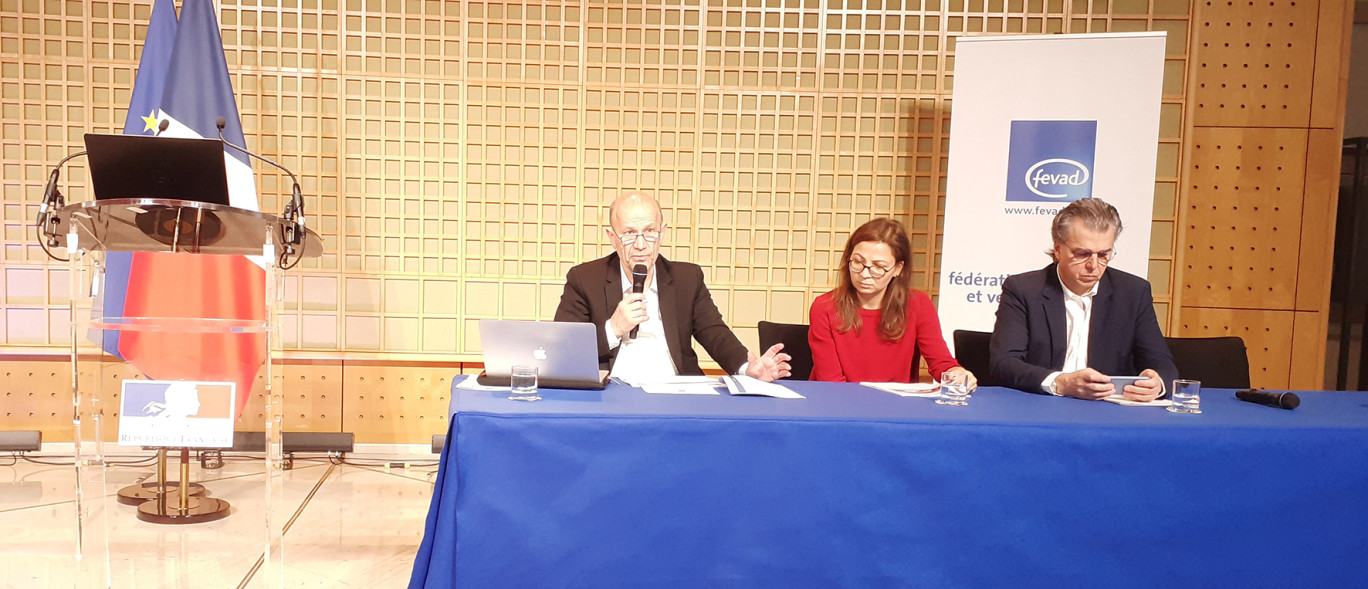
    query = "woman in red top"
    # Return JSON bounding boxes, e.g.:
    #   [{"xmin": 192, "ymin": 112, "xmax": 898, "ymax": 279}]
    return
[{"xmin": 808, "ymin": 218, "xmax": 977, "ymax": 387}]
